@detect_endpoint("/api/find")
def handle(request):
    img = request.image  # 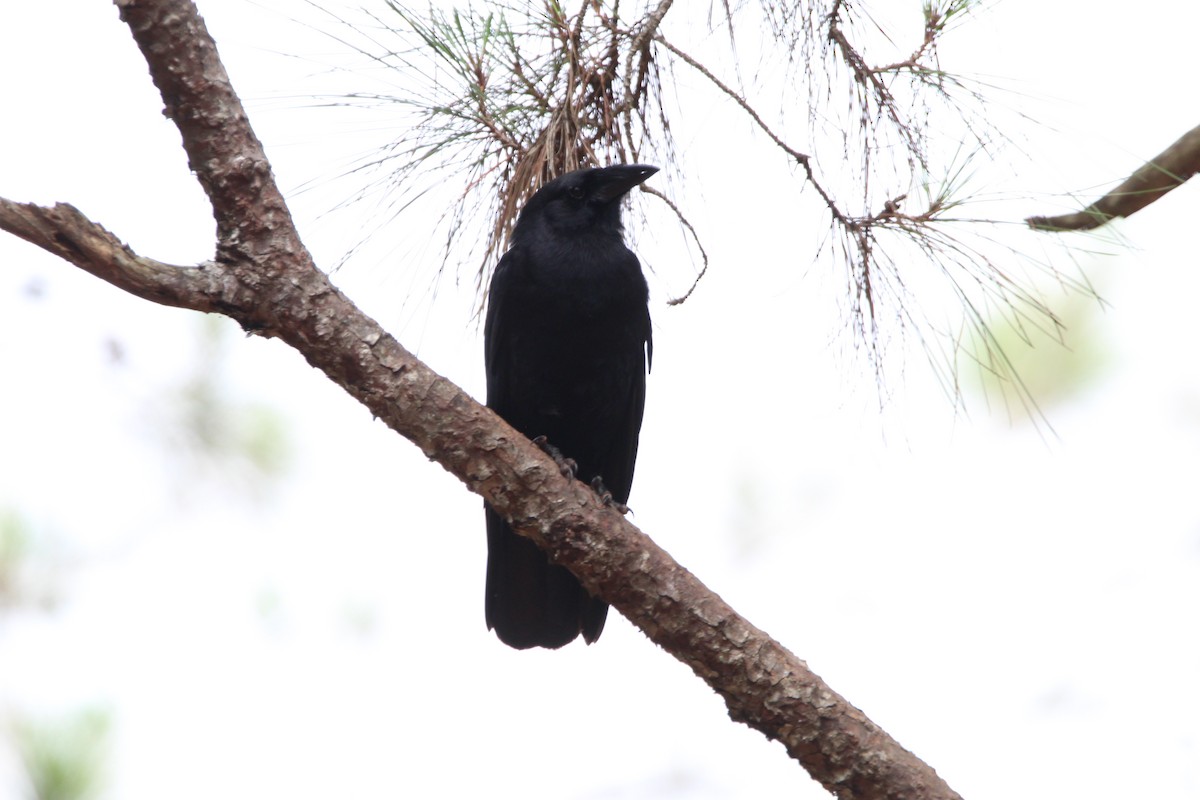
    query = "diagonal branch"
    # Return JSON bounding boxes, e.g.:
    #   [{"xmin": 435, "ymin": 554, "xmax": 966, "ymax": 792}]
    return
[
  {"xmin": 116, "ymin": 0, "xmax": 296, "ymax": 261},
  {"xmin": 652, "ymin": 34, "xmax": 852, "ymax": 230},
  {"xmin": 0, "ymin": 199, "xmax": 222, "ymax": 309},
  {"xmin": 0, "ymin": 195, "xmax": 964, "ymax": 800},
  {"xmin": 1027, "ymin": 122, "xmax": 1200, "ymax": 231},
  {"xmin": 0, "ymin": 3, "xmax": 963, "ymax": 800}
]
